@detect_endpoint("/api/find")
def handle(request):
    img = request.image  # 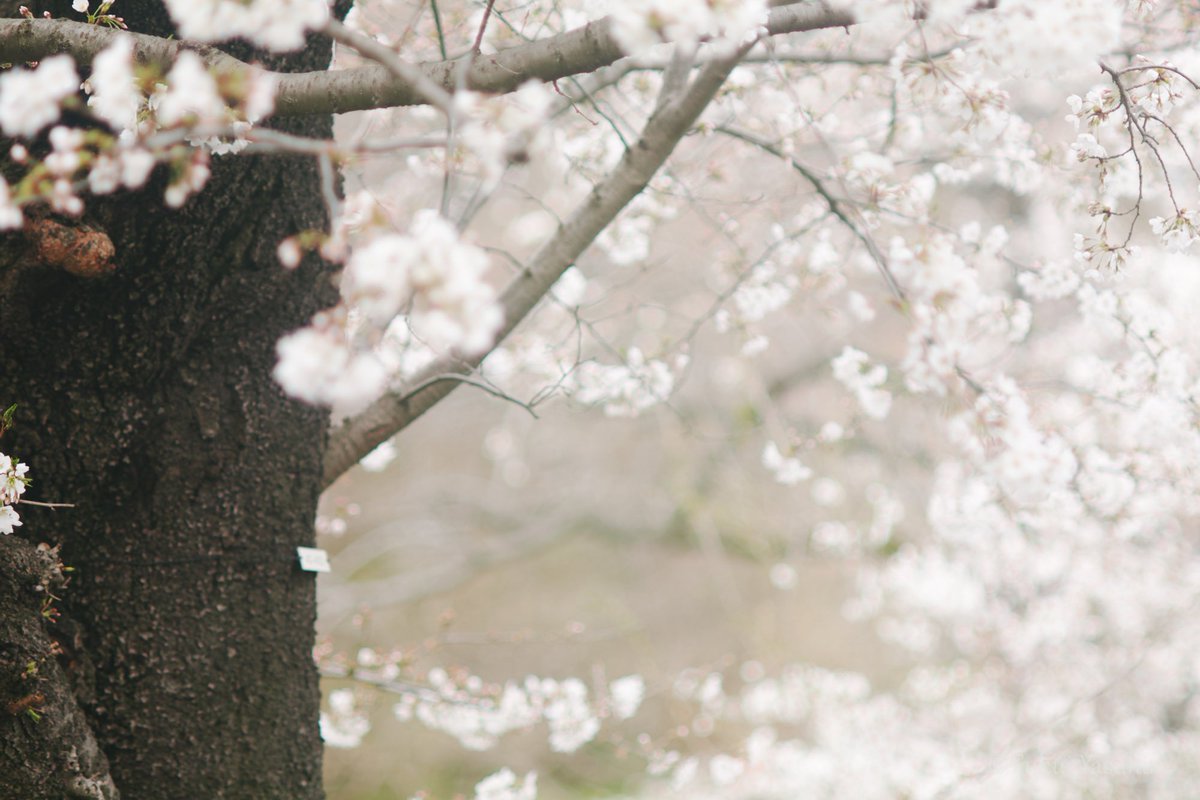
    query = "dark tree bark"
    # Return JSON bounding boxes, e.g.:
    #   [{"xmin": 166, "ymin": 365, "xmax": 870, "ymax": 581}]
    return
[{"xmin": 0, "ymin": 2, "xmax": 345, "ymax": 796}]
